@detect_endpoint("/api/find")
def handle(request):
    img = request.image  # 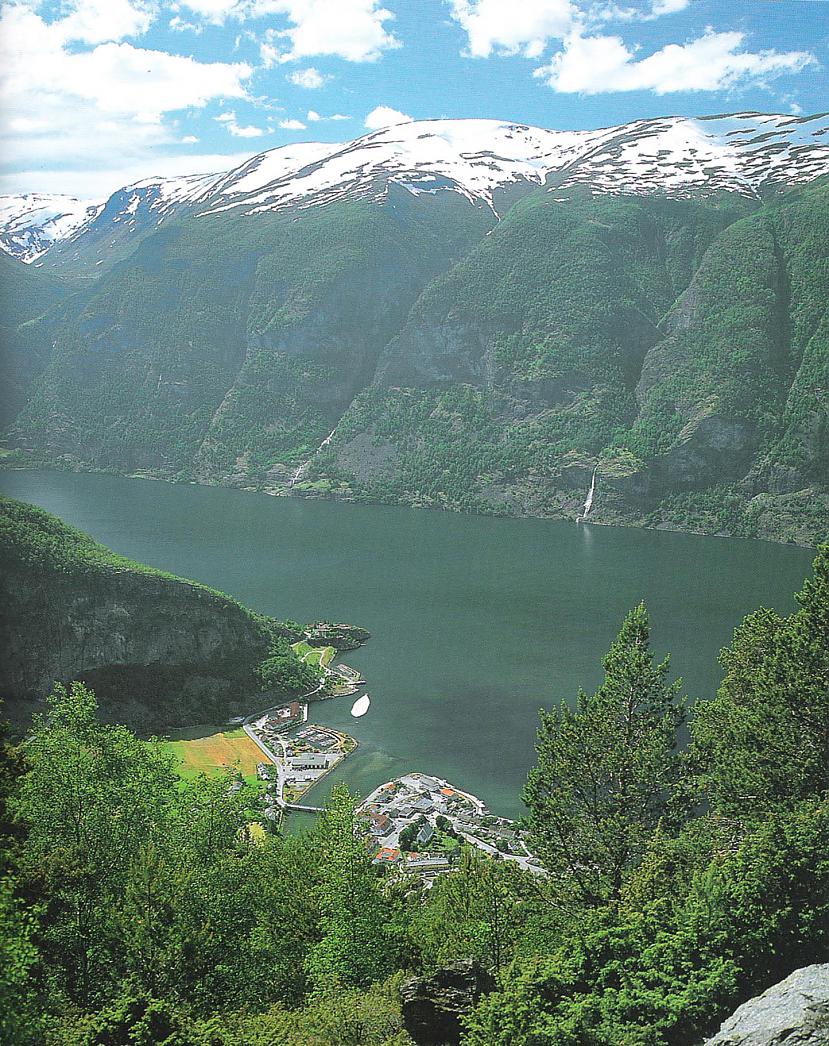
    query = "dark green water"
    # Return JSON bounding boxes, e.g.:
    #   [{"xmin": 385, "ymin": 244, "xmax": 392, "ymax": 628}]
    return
[{"xmin": 0, "ymin": 469, "xmax": 814, "ymax": 818}]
